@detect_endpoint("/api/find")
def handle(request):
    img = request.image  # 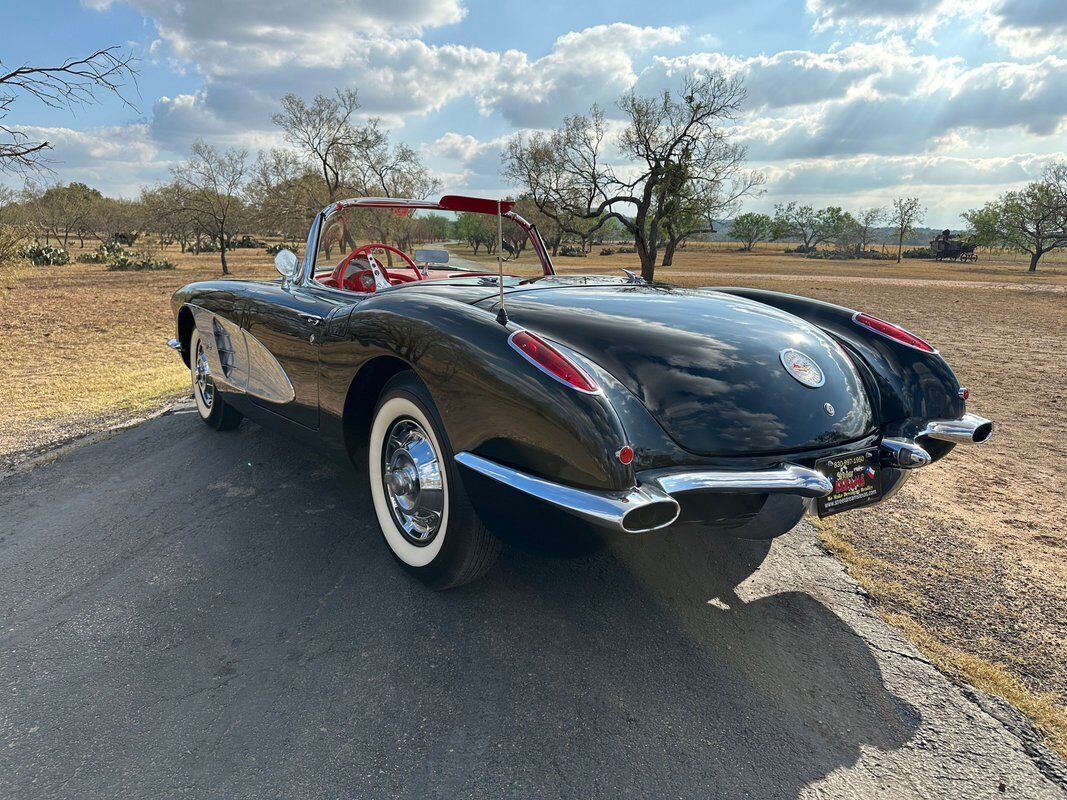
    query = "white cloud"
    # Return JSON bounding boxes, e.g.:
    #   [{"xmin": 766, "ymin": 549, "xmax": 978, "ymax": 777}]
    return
[
  {"xmin": 14, "ymin": 124, "xmax": 166, "ymax": 196},
  {"xmin": 476, "ymin": 24, "xmax": 687, "ymax": 126},
  {"xmin": 985, "ymin": 0, "xmax": 1067, "ymax": 56},
  {"xmin": 743, "ymin": 55, "xmax": 1067, "ymax": 160},
  {"xmin": 807, "ymin": 0, "xmax": 1067, "ymax": 54}
]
